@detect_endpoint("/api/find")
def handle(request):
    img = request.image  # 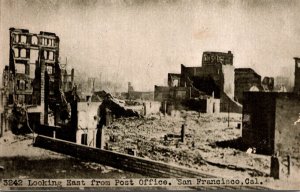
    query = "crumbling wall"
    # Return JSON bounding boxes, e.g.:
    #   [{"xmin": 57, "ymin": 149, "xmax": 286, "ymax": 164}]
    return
[
  {"xmin": 99, "ymin": 95, "xmax": 140, "ymax": 118},
  {"xmin": 220, "ymin": 92, "xmax": 242, "ymax": 113},
  {"xmin": 76, "ymin": 102, "xmax": 101, "ymax": 147},
  {"xmin": 8, "ymin": 28, "xmax": 61, "ymax": 107},
  {"xmin": 77, "ymin": 102, "xmax": 100, "ymax": 128},
  {"xmin": 206, "ymin": 98, "xmax": 220, "ymax": 114},
  {"xmin": 2, "ymin": 28, "xmax": 71, "ymax": 132},
  {"xmin": 180, "ymin": 64, "xmax": 222, "ymax": 94}
]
